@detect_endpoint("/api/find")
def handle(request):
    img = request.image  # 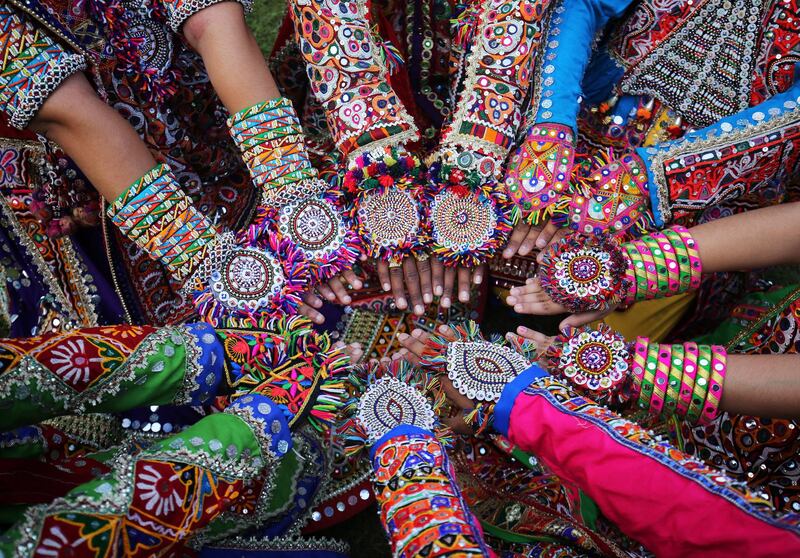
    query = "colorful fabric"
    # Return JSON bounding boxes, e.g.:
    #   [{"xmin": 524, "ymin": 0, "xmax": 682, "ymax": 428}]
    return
[
  {"xmin": 0, "ymin": 323, "xmax": 222, "ymax": 431},
  {"xmin": 371, "ymin": 428, "xmax": 494, "ymax": 558},
  {"xmin": 287, "ymin": 0, "xmax": 418, "ymax": 160},
  {"xmin": 495, "ymin": 367, "xmax": 800, "ymax": 557},
  {"xmin": 0, "ymin": 408, "xmax": 276, "ymax": 557},
  {"xmin": 638, "ymin": 82, "xmax": 800, "ymax": 226},
  {"xmin": 504, "ymin": 123, "xmax": 575, "ymax": 226},
  {"xmin": 0, "ymin": 6, "xmax": 87, "ymax": 129}
]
